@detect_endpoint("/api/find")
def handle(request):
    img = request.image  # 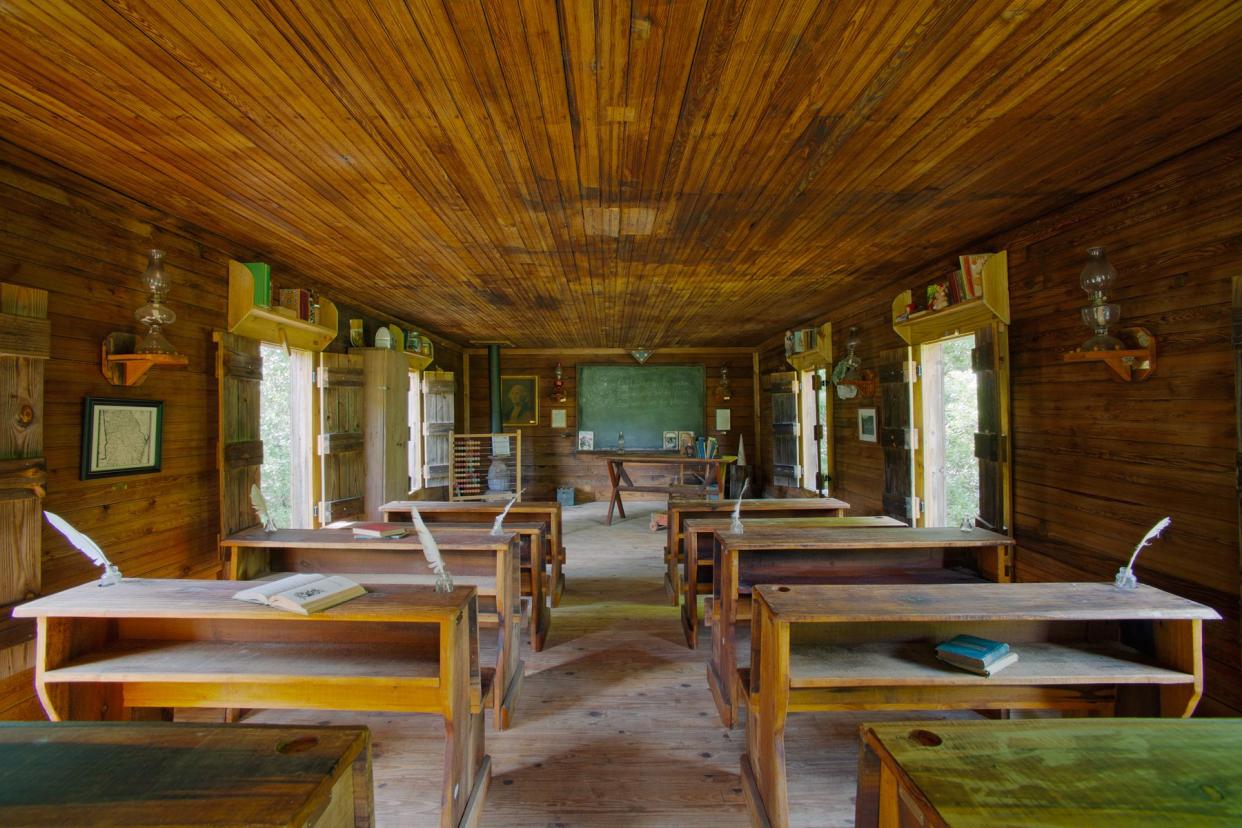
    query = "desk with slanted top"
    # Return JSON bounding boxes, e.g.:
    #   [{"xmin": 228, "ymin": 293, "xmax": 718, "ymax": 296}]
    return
[
  {"xmin": 222, "ymin": 526, "xmax": 525, "ymax": 729},
  {"xmin": 14, "ymin": 579, "xmax": 490, "ymax": 828},
  {"xmin": 0, "ymin": 721, "xmax": 374, "ymax": 828},
  {"xmin": 679, "ymin": 515, "xmax": 904, "ymax": 648},
  {"xmin": 664, "ymin": 497, "xmax": 851, "ymax": 604},
  {"xmin": 742, "ymin": 582, "xmax": 1221, "ymax": 828},
  {"xmin": 709, "ymin": 526, "xmax": 1015, "ymax": 727},
  {"xmin": 381, "ymin": 500, "xmax": 566, "ymax": 608},
  {"xmin": 855, "ymin": 718, "xmax": 1242, "ymax": 828}
]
